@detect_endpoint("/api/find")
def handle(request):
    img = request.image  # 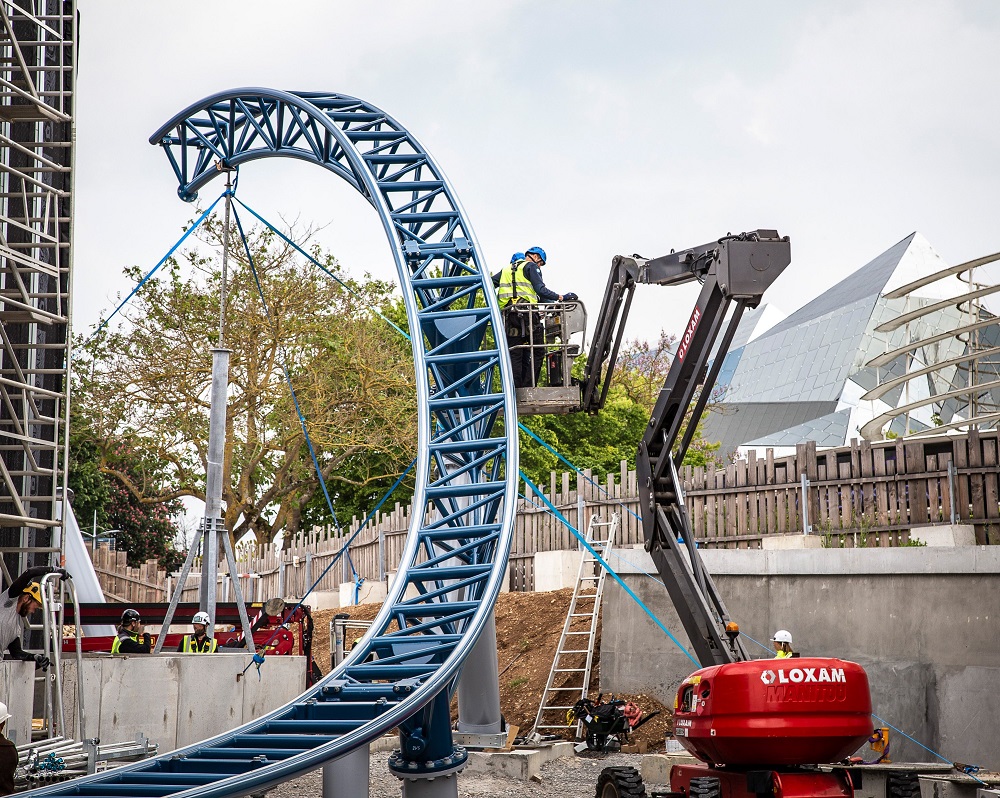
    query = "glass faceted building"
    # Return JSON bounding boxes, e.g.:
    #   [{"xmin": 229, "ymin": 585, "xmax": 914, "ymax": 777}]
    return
[{"xmin": 704, "ymin": 233, "xmax": 1000, "ymax": 454}]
